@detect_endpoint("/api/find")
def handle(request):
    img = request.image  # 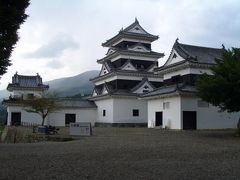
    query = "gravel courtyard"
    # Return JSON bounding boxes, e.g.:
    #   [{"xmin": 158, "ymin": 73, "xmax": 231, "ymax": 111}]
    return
[{"xmin": 0, "ymin": 128, "xmax": 239, "ymax": 180}]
